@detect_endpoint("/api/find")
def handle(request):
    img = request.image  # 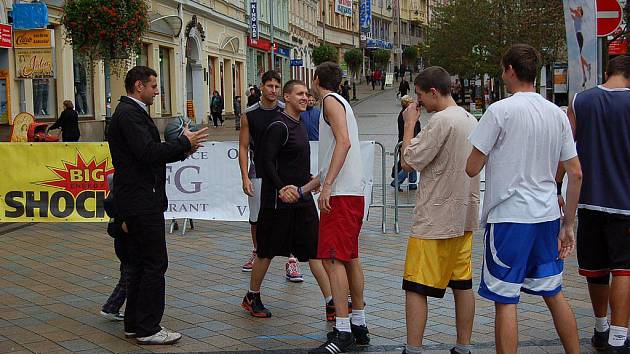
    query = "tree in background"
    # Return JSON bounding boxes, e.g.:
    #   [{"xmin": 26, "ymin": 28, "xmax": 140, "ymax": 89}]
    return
[
  {"xmin": 313, "ymin": 45, "xmax": 339, "ymax": 65},
  {"xmin": 422, "ymin": 0, "xmax": 565, "ymax": 95},
  {"xmin": 373, "ymin": 49, "xmax": 392, "ymax": 69},
  {"xmin": 344, "ymin": 49, "xmax": 363, "ymax": 81},
  {"xmin": 402, "ymin": 46, "xmax": 418, "ymax": 69}
]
